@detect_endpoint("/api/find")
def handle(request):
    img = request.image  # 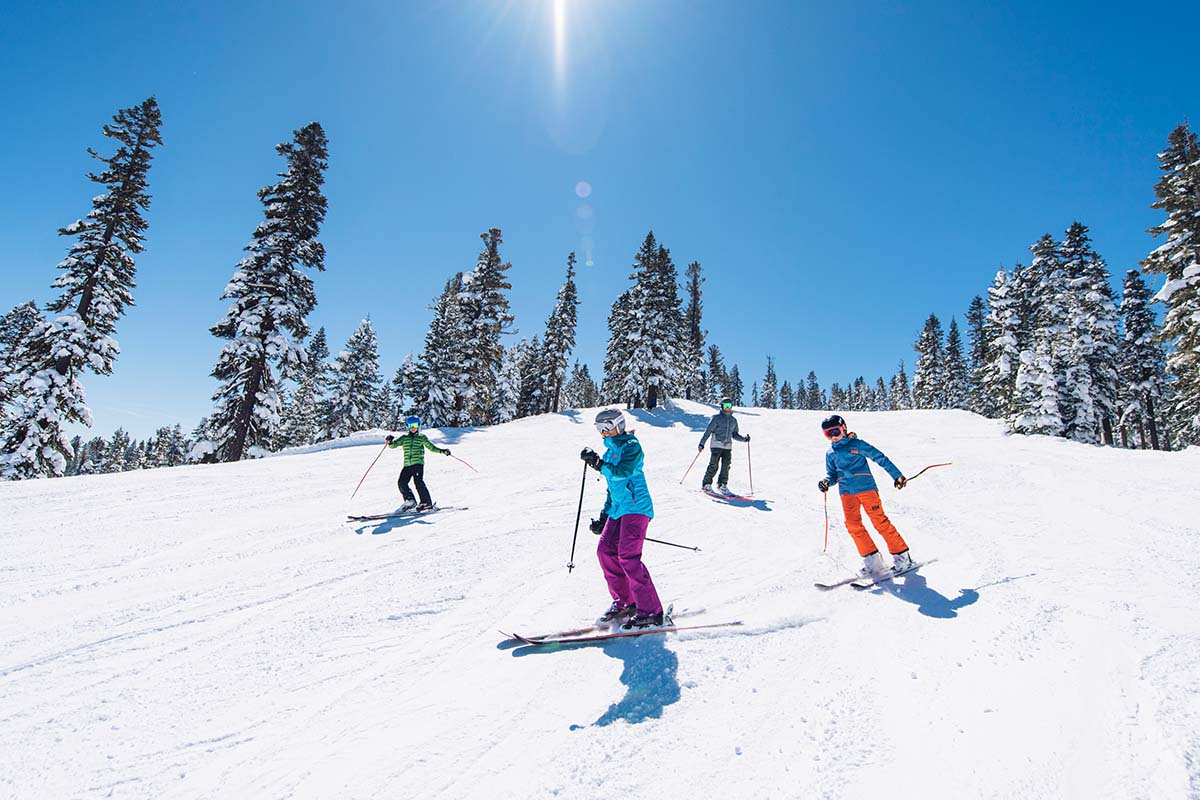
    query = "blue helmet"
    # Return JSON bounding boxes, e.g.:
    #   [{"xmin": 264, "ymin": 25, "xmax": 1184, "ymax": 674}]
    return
[{"xmin": 405, "ymin": 415, "xmax": 421, "ymax": 430}]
